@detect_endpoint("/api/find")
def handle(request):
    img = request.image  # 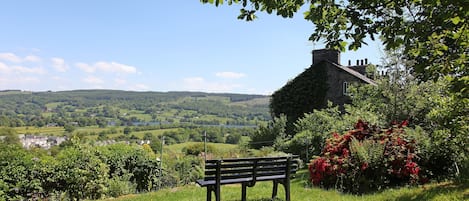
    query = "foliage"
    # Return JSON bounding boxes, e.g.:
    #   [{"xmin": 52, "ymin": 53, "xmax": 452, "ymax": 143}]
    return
[
  {"xmin": 225, "ymin": 133, "xmax": 242, "ymax": 144},
  {"xmin": 308, "ymin": 120, "xmax": 428, "ymax": 194},
  {"xmin": 202, "ymin": 0, "xmax": 468, "ymax": 94},
  {"xmin": 0, "ymin": 144, "xmax": 42, "ymax": 200},
  {"xmin": 96, "ymin": 144, "xmax": 160, "ymax": 192},
  {"xmin": 123, "ymin": 127, "xmax": 132, "ymax": 135},
  {"xmin": 0, "ymin": 127, "xmax": 21, "ymax": 146},
  {"xmin": 249, "ymin": 114, "xmax": 287, "ymax": 149},
  {"xmin": 64, "ymin": 124, "xmax": 76, "ymax": 133},
  {"xmin": 55, "ymin": 144, "xmax": 109, "ymax": 200},
  {"xmin": 182, "ymin": 143, "xmax": 215, "ymax": 156},
  {"xmin": 172, "ymin": 156, "xmax": 204, "ymax": 186},
  {"xmin": 106, "ymin": 175, "xmax": 137, "ymax": 198},
  {"xmin": 351, "ymin": 75, "xmax": 468, "ymax": 177},
  {"xmin": 0, "ymin": 139, "xmax": 165, "ymax": 200},
  {"xmin": 275, "ymin": 102, "xmax": 383, "ymax": 160},
  {"xmin": 270, "ymin": 61, "xmax": 328, "ymax": 134}
]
